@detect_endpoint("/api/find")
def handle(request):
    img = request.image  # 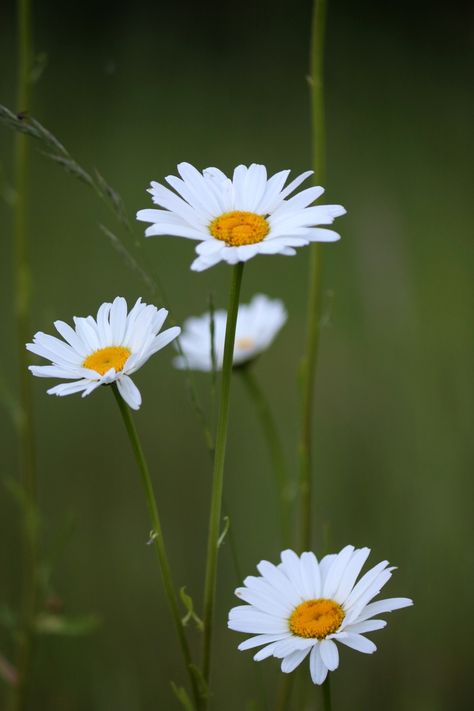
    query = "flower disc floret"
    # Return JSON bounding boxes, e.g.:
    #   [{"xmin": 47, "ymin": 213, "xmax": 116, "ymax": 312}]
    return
[
  {"xmin": 136, "ymin": 162, "xmax": 346, "ymax": 271},
  {"xmin": 26, "ymin": 297, "xmax": 180, "ymax": 410},
  {"xmin": 209, "ymin": 211, "xmax": 270, "ymax": 246},
  {"xmin": 83, "ymin": 346, "xmax": 131, "ymax": 376},
  {"xmin": 289, "ymin": 599, "xmax": 345, "ymax": 639}
]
